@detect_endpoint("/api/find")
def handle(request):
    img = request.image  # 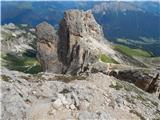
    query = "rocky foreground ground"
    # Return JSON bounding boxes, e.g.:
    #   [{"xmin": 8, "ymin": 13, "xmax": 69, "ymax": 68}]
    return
[{"xmin": 1, "ymin": 68, "xmax": 160, "ymax": 120}]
